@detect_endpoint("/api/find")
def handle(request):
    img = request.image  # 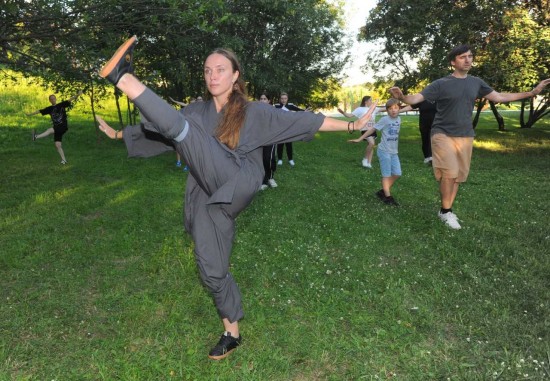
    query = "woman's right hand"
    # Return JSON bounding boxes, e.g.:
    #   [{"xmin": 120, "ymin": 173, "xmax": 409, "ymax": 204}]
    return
[{"xmin": 96, "ymin": 116, "xmax": 121, "ymax": 139}]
